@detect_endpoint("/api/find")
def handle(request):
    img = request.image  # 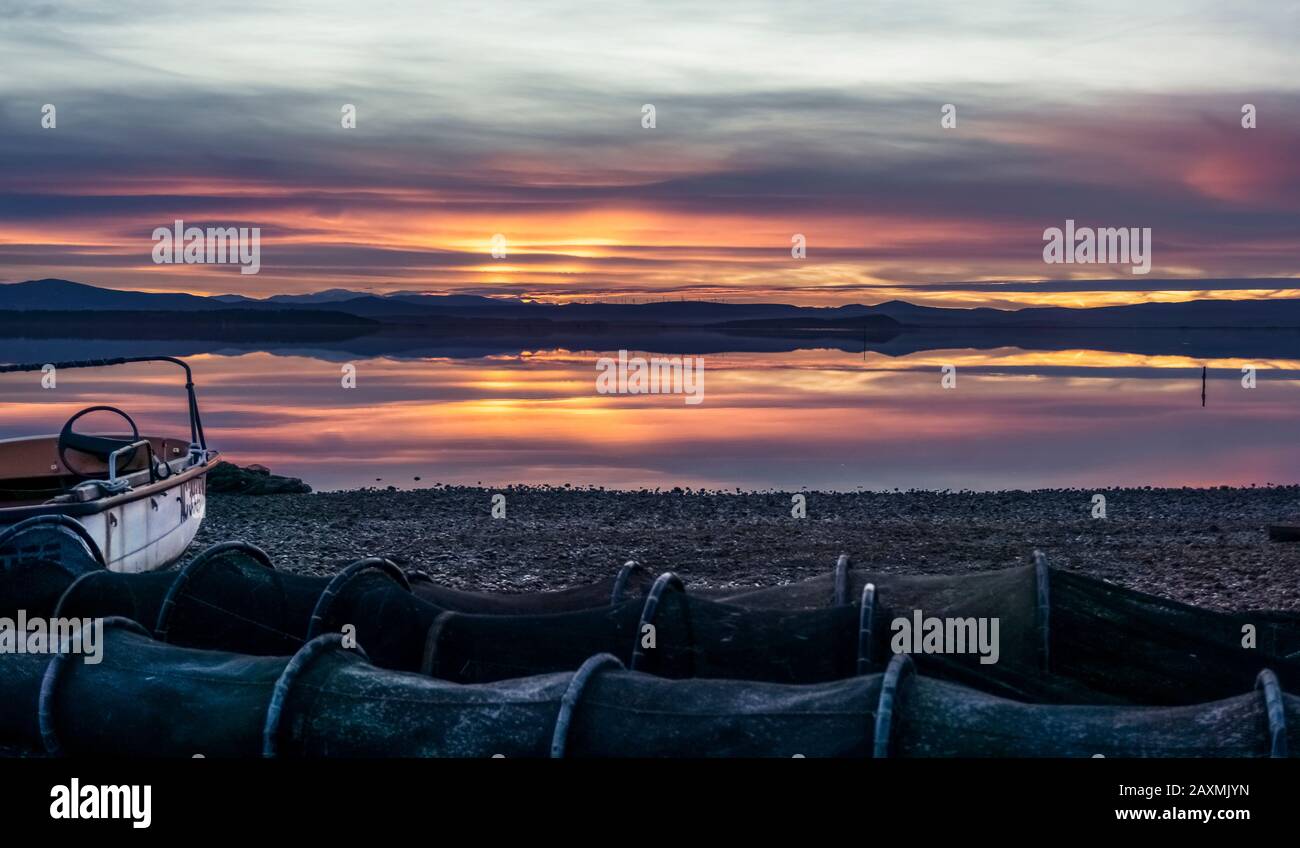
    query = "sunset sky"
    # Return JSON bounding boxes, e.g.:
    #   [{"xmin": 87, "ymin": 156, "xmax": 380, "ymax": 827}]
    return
[{"xmin": 2, "ymin": 1, "xmax": 1298, "ymax": 307}]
